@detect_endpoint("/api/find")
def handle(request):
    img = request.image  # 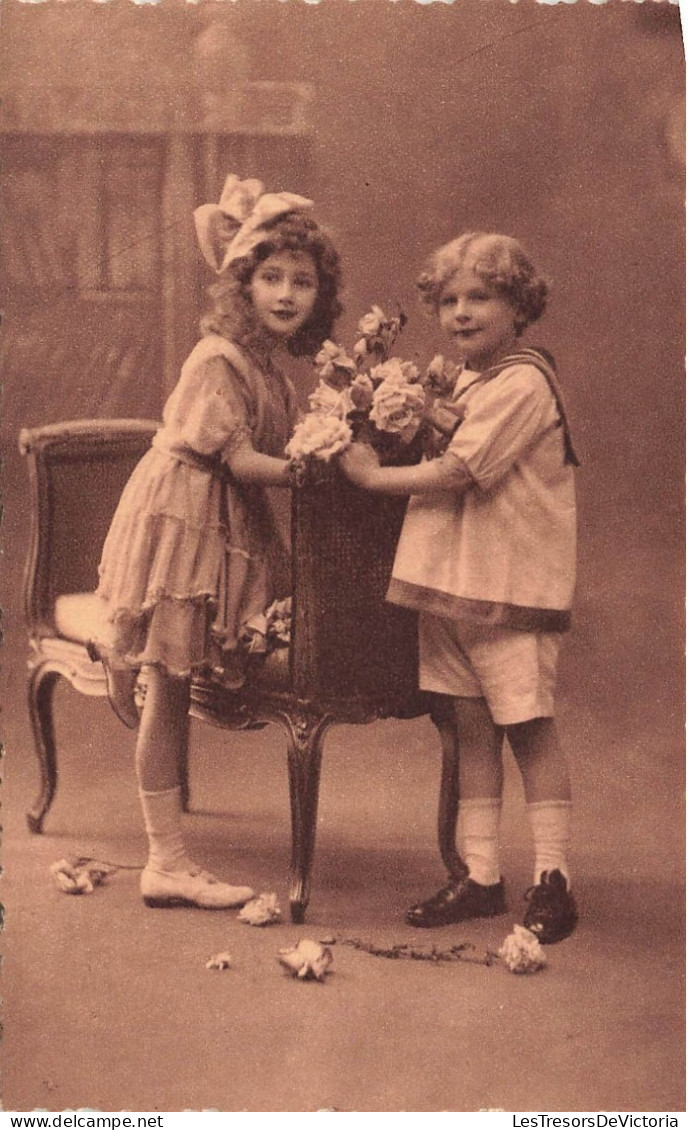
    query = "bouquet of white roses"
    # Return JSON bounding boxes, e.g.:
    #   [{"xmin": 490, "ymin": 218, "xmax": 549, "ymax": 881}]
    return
[{"xmin": 286, "ymin": 306, "xmax": 460, "ymax": 468}]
